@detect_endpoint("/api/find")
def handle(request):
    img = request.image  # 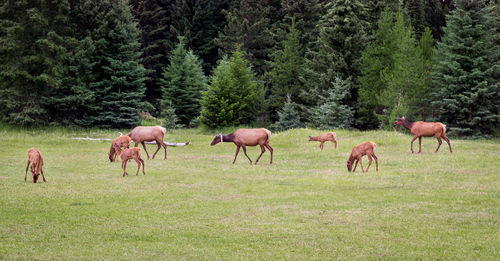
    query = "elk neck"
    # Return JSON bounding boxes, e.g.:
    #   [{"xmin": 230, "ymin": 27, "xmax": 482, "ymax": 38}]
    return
[
  {"xmin": 401, "ymin": 118, "xmax": 414, "ymax": 130},
  {"xmin": 222, "ymin": 133, "xmax": 235, "ymax": 143}
]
